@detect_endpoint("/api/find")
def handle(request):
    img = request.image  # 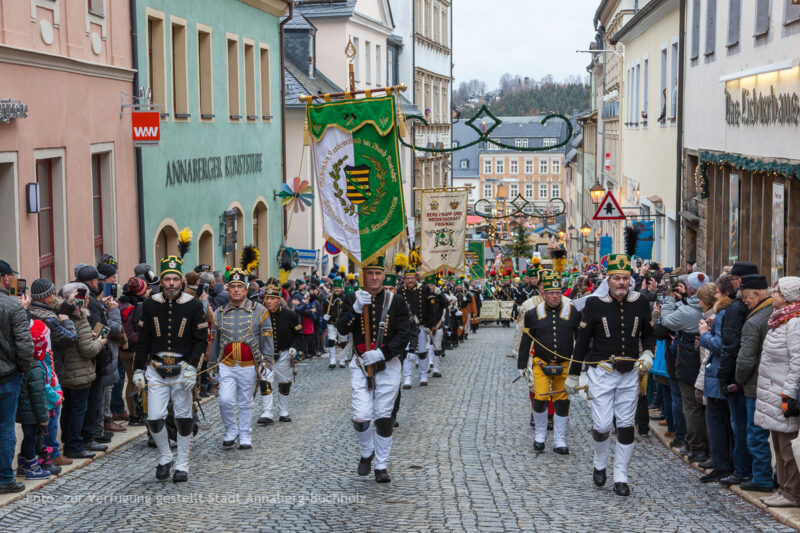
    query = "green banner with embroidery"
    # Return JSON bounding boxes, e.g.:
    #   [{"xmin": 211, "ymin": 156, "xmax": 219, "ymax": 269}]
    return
[{"xmin": 307, "ymin": 95, "xmax": 406, "ymax": 266}]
